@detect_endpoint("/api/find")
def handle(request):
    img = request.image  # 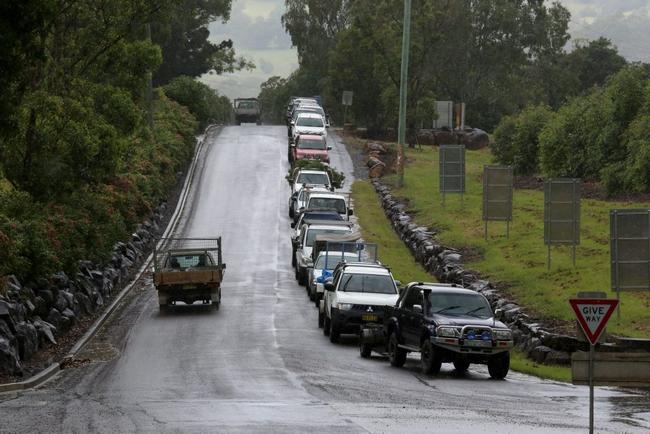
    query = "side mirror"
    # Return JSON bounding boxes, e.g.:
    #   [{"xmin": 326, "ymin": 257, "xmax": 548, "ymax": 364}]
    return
[
  {"xmin": 413, "ymin": 304, "xmax": 423, "ymax": 314},
  {"xmin": 222, "ymin": 263, "xmax": 227, "ymax": 270},
  {"xmin": 347, "ymin": 208, "xmax": 354, "ymax": 216},
  {"xmin": 324, "ymin": 282, "xmax": 335, "ymax": 292},
  {"xmin": 329, "ymin": 186, "xmax": 335, "ymax": 192},
  {"xmin": 299, "ymin": 207, "xmax": 305, "ymax": 212},
  {"xmin": 290, "ymin": 121, "xmax": 295, "ymax": 125},
  {"xmin": 290, "ymin": 222, "xmax": 296, "ymax": 229},
  {"xmin": 290, "ymin": 144, "xmax": 296, "ymax": 147},
  {"xmin": 327, "ymin": 146, "xmax": 332, "ymax": 150},
  {"xmin": 494, "ymin": 308, "xmax": 504, "ymax": 320},
  {"xmin": 394, "ymin": 280, "xmax": 401, "ymax": 287}
]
